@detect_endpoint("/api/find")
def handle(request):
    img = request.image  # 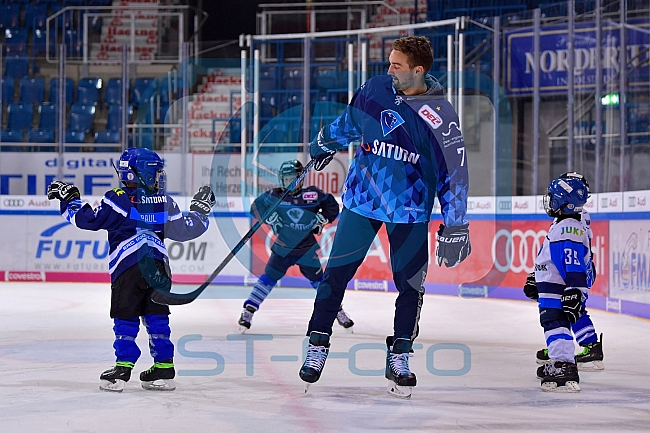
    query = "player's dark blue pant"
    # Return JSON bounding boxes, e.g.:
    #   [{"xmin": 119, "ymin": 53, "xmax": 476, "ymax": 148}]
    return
[
  {"xmin": 307, "ymin": 208, "xmax": 428, "ymax": 341},
  {"xmin": 244, "ymin": 244, "xmax": 322, "ymax": 310}
]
